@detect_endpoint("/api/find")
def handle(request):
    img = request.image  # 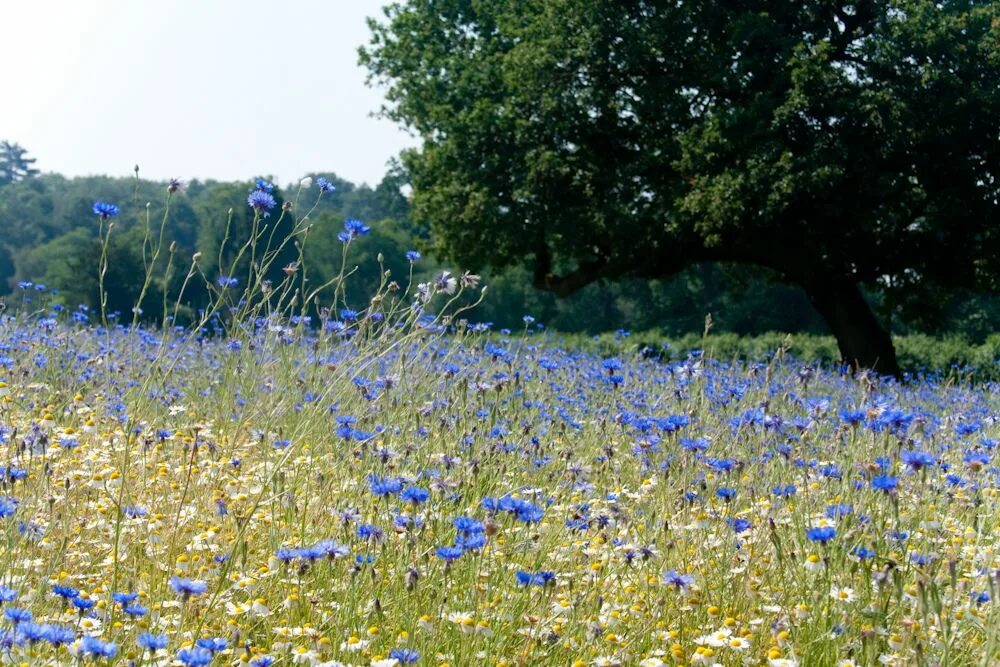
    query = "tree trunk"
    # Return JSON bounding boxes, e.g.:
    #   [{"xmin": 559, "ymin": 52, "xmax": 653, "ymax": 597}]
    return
[{"xmin": 803, "ymin": 280, "xmax": 901, "ymax": 378}]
